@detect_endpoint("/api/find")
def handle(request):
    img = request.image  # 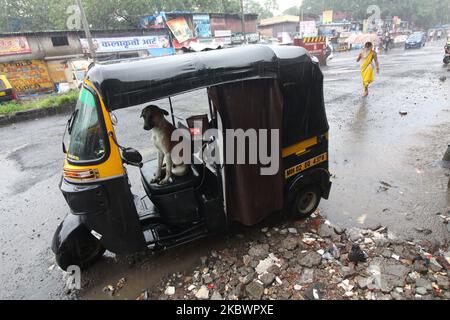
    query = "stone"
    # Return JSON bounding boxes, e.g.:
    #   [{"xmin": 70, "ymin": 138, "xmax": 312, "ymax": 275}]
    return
[
  {"xmin": 259, "ymin": 273, "xmax": 276, "ymax": 286},
  {"xmin": 282, "ymin": 237, "xmax": 298, "ymax": 251},
  {"xmin": 374, "ymin": 238, "xmax": 391, "ymax": 247},
  {"xmin": 210, "ymin": 291, "xmax": 223, "ymax": 300},
  {"xmin": 317, "ymin": 224, "xmax": 335, "ymax": 238},
  {"xmin": 429, "ymin": 259, "xmax": 443, "ymax": 272},
  {"xmin": 267, "ymin": 265, "xmax": 282, "ymax": 275},
  {"xmin": 300, "ymin": 269, "xmax": 315, "ymax": 284},
  {"xmin": 298, "ymin": 252, "xmax": 322, "ymax": 268},
  {"xmin": 283, "ymin": 251, "xmax": 294, "ymax": 260},
  {"xmin": 195, "ymin": 286, "xmax": 210, "ymax": 300},
  {"xmin": 246, "ymin": 281, "xmax": 264, "ymax": 300},
  {"xmin": 413, "ymin": 260, "xmax": 428, "ymax": 274},
  {"xmin": 304, "ymin": 283, "xmax": 325, "ymax": 300},
  {"xmin": 187, "ymin": 284, "xmax": 196, "ymax": 291},
  {"xmin": 415, "ymin": 278, "xmax": 432, "ymax": 290},
  {"xmin": 341, "ymin": 266, "xmax": 358, "ymax": 279},
  {"xmin": 338, "ymin": 279, "xmax": 354, "ymax": 293},
  {"xmin": 243, "ymin": 255, "xmax": 251, "ymax": 266},
  {"xmin": 395, "ymin": 287, "xmax": 404, "ymax": 293},
  {"xmin": 415, "ymin": 287, "xmax": 427, "ymax": 295},
  {"xmin": 164, "ymin": 286, "xmax": 175, "ymax": 296},
  {"xmin": 414, "ymin": 227, "xmax": 432, "ymax": 235},
  {"xmin": 288, "ymin": 228, "xmax": 298, "ymax": 234},
  {"xmin": 333, "ymin": 225, "xmax": 346, "ymax": 235},
  {"xmin": 434, "ymin": 275, "xmax": 449, "ymax": 289},
  {"xmin": 248, "ymin": 244, "xmax": 270, "ymax": 258},
  {"xmin": 356, "ymin": 276, "xmax": 372, "ymax": 289},
  {"xmin": 381, "ymin": 249, "xmax": 392, "ymax": 258},
  {"xmin": 255, "ymin": 254, "xmax": 281, "ymax": 275},
  {"xmin": 368, "ymin": 258, "xmax": 410, "ymax": 293},
  {"xmin": 348, "ymin": 230, "xmax": 363, "ymax": 242},
  {"xmin": 239, "ymin": 272, "xmax": 255, "ymax": 285}
]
